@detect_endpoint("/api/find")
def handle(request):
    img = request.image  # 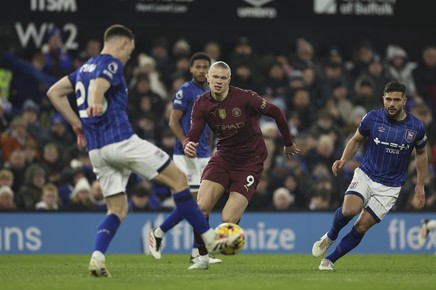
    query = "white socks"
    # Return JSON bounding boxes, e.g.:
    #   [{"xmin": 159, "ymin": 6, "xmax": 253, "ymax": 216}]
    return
[
  {"xmin": 92, "ymin": 250, "xmax": 105, "ymax": 262},
  {"xmin": 154, "ymin": 227, "xmax": 165, "ymax": 238}
]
